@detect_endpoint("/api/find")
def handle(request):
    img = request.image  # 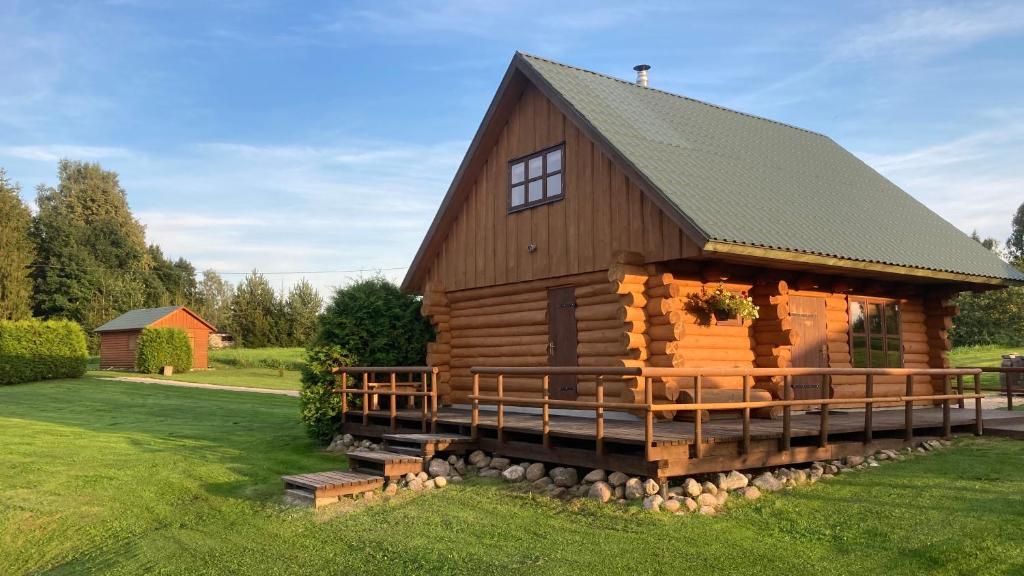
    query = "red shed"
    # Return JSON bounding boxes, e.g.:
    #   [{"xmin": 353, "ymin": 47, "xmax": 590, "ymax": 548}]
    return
[{"xmin": 94, "ymin": 306, "xmax": 216, "ymax": 370}]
